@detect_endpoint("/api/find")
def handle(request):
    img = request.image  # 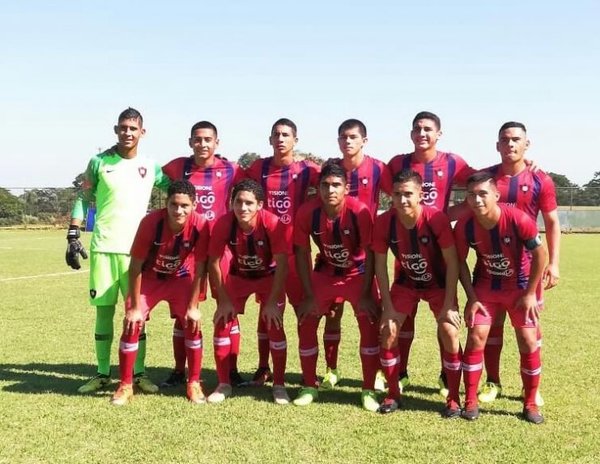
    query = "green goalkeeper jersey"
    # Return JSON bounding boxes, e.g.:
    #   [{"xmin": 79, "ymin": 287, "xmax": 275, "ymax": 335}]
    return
[{"xmin": 72, "ymin": 147, "xmax": 170, "ymax": 254}]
